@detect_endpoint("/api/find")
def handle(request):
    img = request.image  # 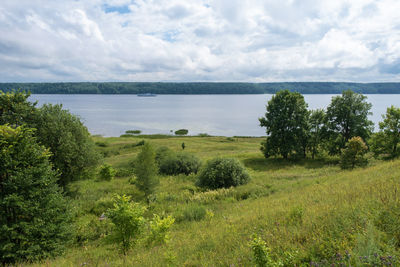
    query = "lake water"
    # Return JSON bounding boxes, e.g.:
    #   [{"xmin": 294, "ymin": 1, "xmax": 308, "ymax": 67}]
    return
[{"xmin": 29, "ymin": 94, "xmax": 400, "ymax": 137}]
